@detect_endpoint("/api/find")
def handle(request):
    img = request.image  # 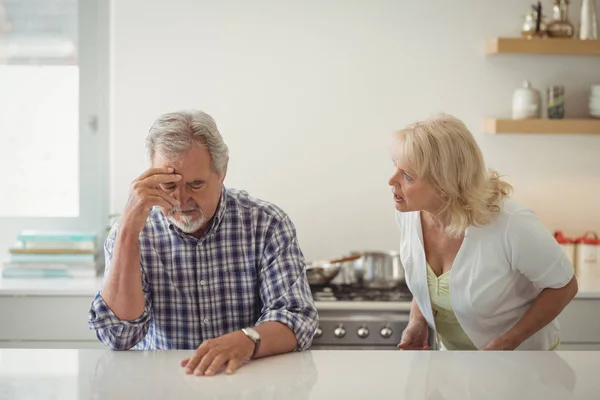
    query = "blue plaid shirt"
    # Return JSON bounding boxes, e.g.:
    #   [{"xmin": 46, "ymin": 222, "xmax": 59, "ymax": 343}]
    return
[{"xmin": 88, "ymin": 187, "xmax": 318, "ymax": 350}]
